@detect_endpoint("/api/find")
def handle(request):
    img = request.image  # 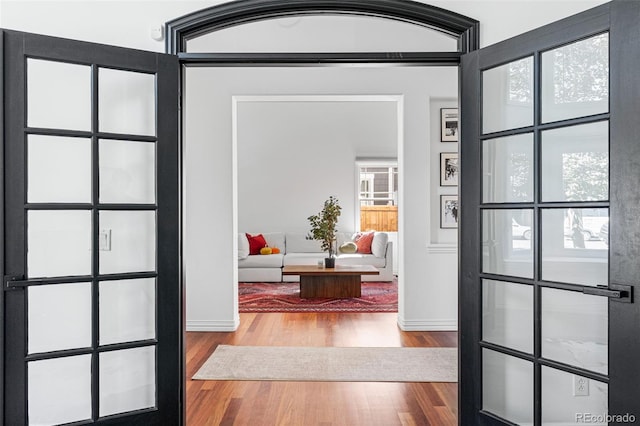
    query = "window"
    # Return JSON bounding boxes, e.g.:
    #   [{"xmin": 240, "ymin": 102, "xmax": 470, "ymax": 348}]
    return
[{"xmin": 357, "ymin": 161, "xmax": 398, "ymax": 232}]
